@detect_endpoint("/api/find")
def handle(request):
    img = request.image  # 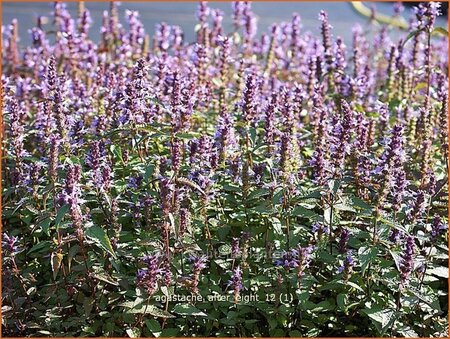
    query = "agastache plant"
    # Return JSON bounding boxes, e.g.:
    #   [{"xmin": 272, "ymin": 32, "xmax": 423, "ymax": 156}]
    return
[{"xmin": 2, "ymin": 2, "xmax": 448, "ymax": 337}]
